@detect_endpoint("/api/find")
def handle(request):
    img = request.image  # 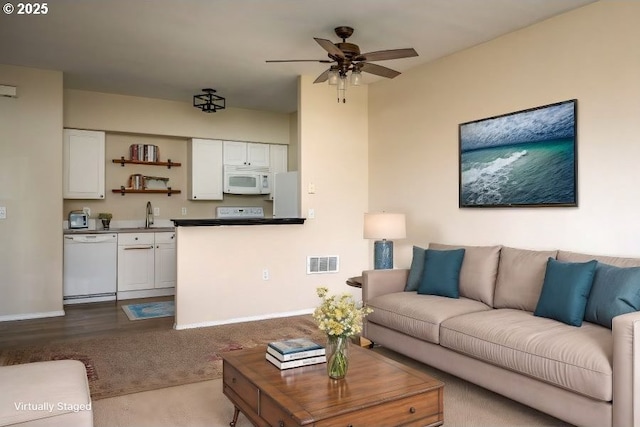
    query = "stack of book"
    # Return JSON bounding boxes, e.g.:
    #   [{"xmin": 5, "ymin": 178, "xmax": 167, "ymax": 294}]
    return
[
  {"xmin": 265, "ymin": 338, "xmax": 326, "ymax": 370},
  {"xmin": 129, "ymin": 144, "xmax": 159, "ymax": 162}
]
